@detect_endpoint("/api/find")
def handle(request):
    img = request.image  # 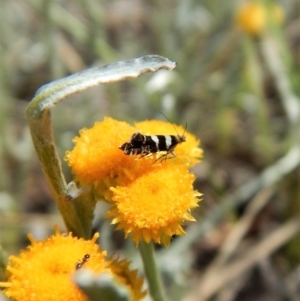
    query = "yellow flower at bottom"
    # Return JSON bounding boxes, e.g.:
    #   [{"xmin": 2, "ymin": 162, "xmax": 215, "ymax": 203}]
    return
[
  {"xmin": 0, "ymin": 226, "xmax": 145, "ymax": 301},
  {"xmin": 107, "ymin": 165, "xmax": 201, "ymax": 246}
]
